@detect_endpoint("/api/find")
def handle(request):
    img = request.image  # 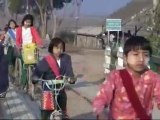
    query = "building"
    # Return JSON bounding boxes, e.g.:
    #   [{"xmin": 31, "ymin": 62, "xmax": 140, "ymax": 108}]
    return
[{"xmin": 74, "ymin": 26, "xmax": 103, "ymax": 49}]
